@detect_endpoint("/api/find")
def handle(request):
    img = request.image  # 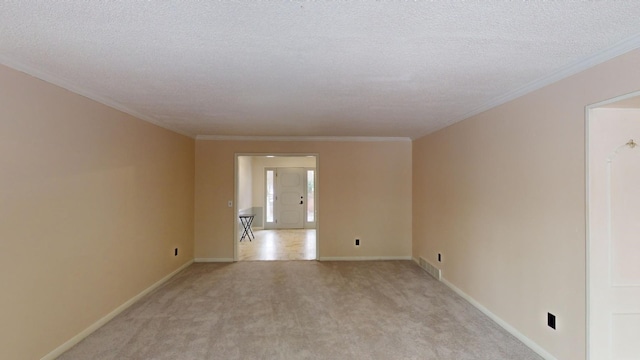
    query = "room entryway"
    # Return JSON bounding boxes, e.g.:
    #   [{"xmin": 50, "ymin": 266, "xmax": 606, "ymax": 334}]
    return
[
  {"xmin": 587, "ymin": 92, "xmax": 640, "ymax": 359},
  {"xmin": 235, "ymin": 154, "xmax": 318, "ymax": 261}
]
